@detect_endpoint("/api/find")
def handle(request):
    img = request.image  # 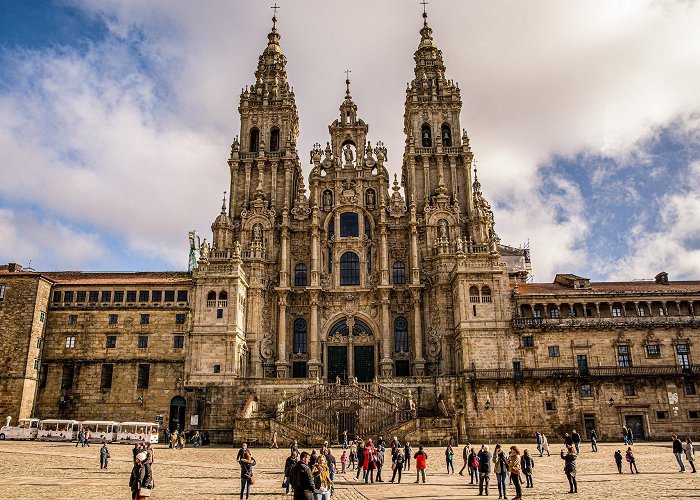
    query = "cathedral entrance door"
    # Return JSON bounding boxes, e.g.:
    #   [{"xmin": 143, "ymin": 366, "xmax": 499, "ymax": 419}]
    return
[
  {"xmin": 354, "ymin": 346, "xmax": 375, "ymax": 382},
  {"xmin": 169, "ymin": 396, "xmax": 186, "ymax": 432},
  {"xmin": 327, "ymin": 346, "xmax": 348, "ymax": 383}
]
